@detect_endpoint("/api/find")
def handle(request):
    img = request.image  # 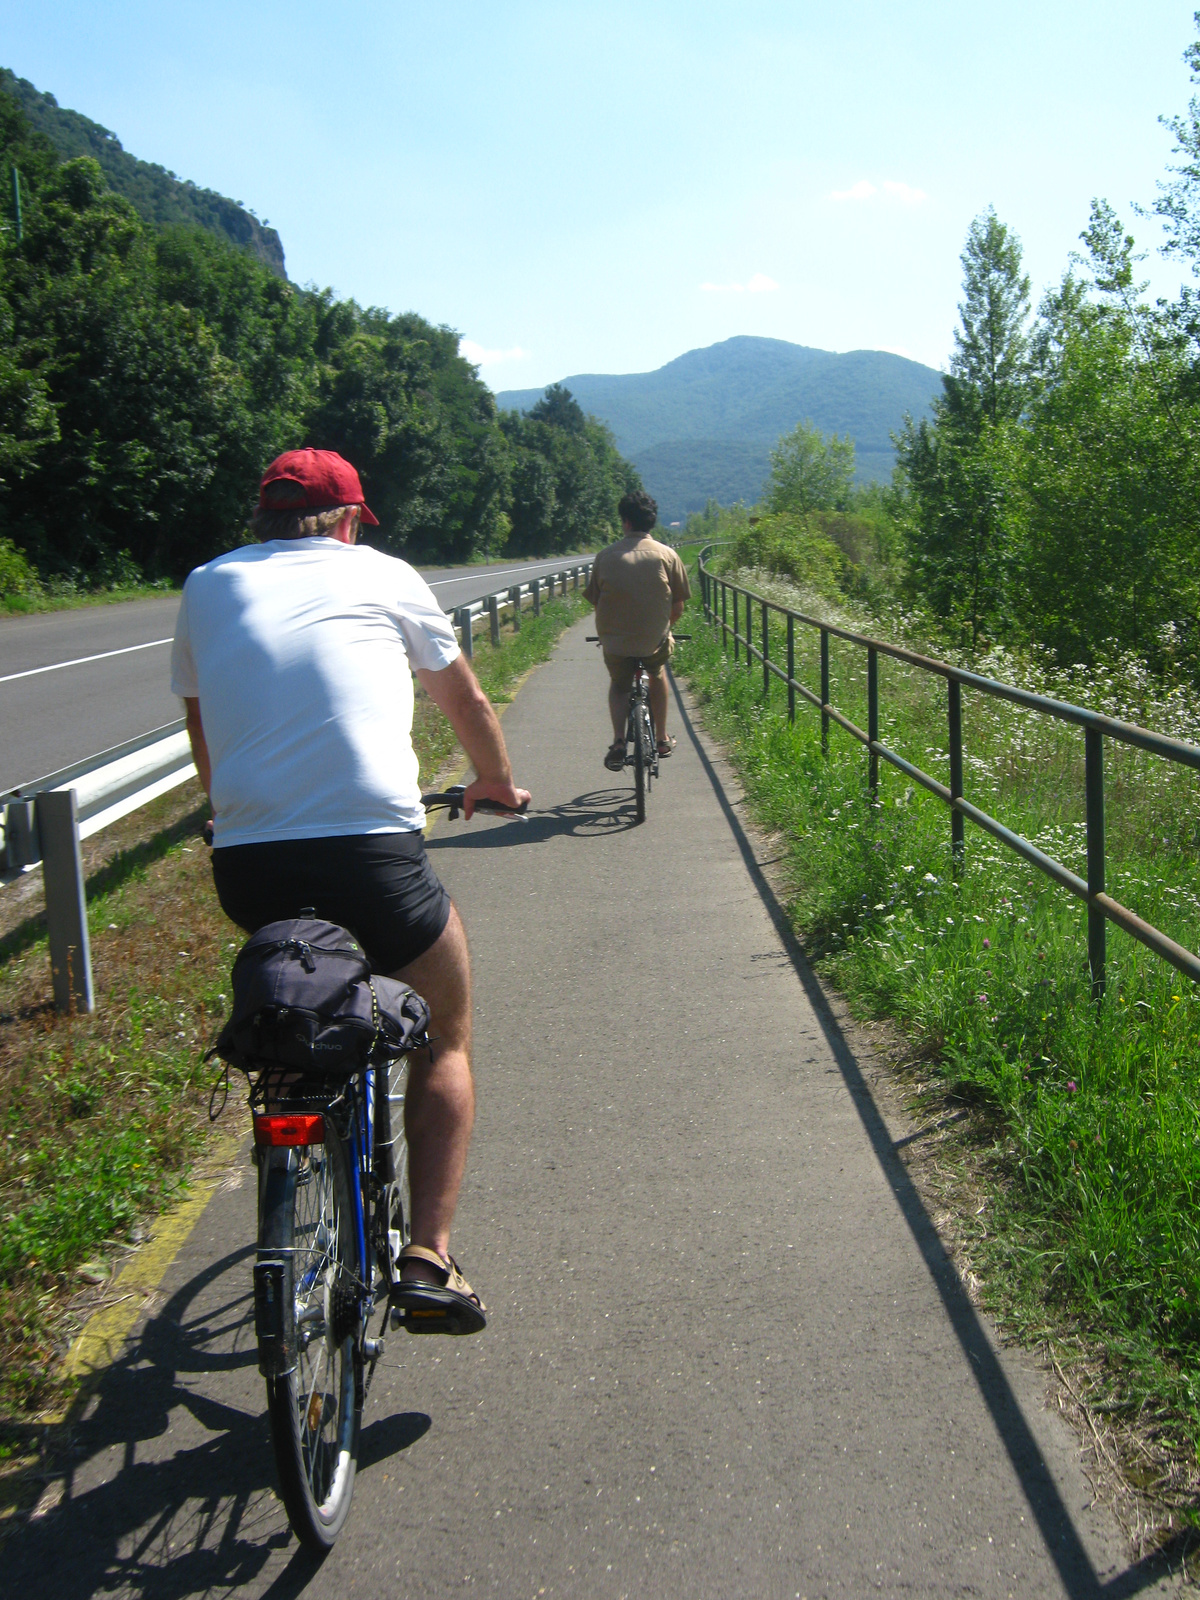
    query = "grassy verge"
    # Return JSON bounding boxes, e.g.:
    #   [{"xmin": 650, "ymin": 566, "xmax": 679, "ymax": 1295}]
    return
[
  {"xmin": 677, "ymin": 578, "xmax": 1200, "ymax": 1526},
  {"xmin": 1, "ymin": 582, "xmax": 180, "ymax": 616},
  {"xmin": 0, "ymin": 588, "xmax": 586, "ymax": 1433}
]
